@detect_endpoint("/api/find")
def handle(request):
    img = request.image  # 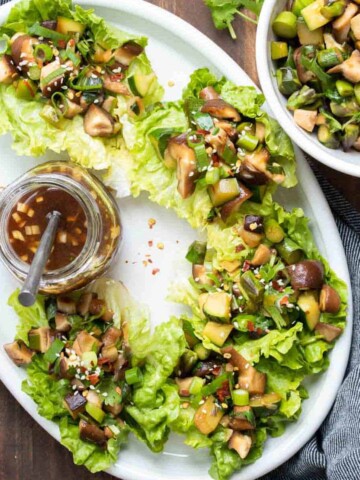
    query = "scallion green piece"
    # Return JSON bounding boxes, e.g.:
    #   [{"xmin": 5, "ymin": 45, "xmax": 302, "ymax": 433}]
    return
[
  {"xmin": 272, "ymin": 11, "xmax": 298, "ymax": 39},
  {"xmin": 34, "ymin": 43, "xmax": 54, "ymax": 62},
  {"xmin": 336, "ymin": 79, "xmax": 354, "ymax": 97},
  {"xmin": 125, "ymin": 367, "xmax": 143, "ymax": 385},
  {"xmin": 43, "ymin": 339, "xmax": 64, "ymax": 363},
  {"xmin": 41, "ymin": 66, "xmax": 66, "ymax": 86},
  {"xmin": 231, "ymin": 389, "xmax": 249, "ymax": 406},
  {"xmin": 29, "ymin": 22, "xmax": 69, "ymax": 42},
  {"xmin": 205, "ymin": 167, "xmax": 220, "ymax": 185},
  {"xmin": 237, "ymin": 132, "xmax": 259, "ymax": 151},
  {"xmin": 189, "ymin": 377, "xmax": 205, "ymax": 395}
]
